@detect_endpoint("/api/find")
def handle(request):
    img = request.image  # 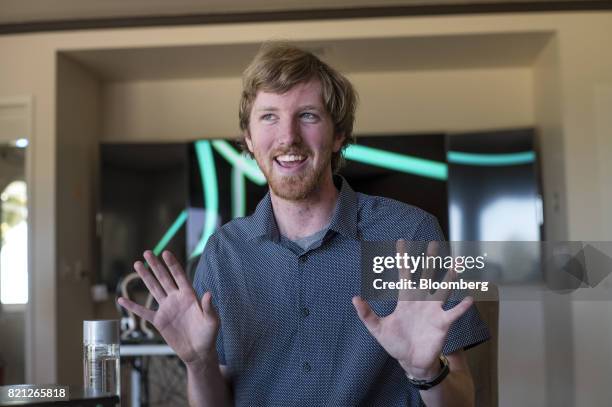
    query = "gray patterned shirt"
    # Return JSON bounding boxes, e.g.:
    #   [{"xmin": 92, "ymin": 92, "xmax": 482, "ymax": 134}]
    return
[{"xmin": 193, "ymin": 176, "xmax": 490, "ymax": 406}]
